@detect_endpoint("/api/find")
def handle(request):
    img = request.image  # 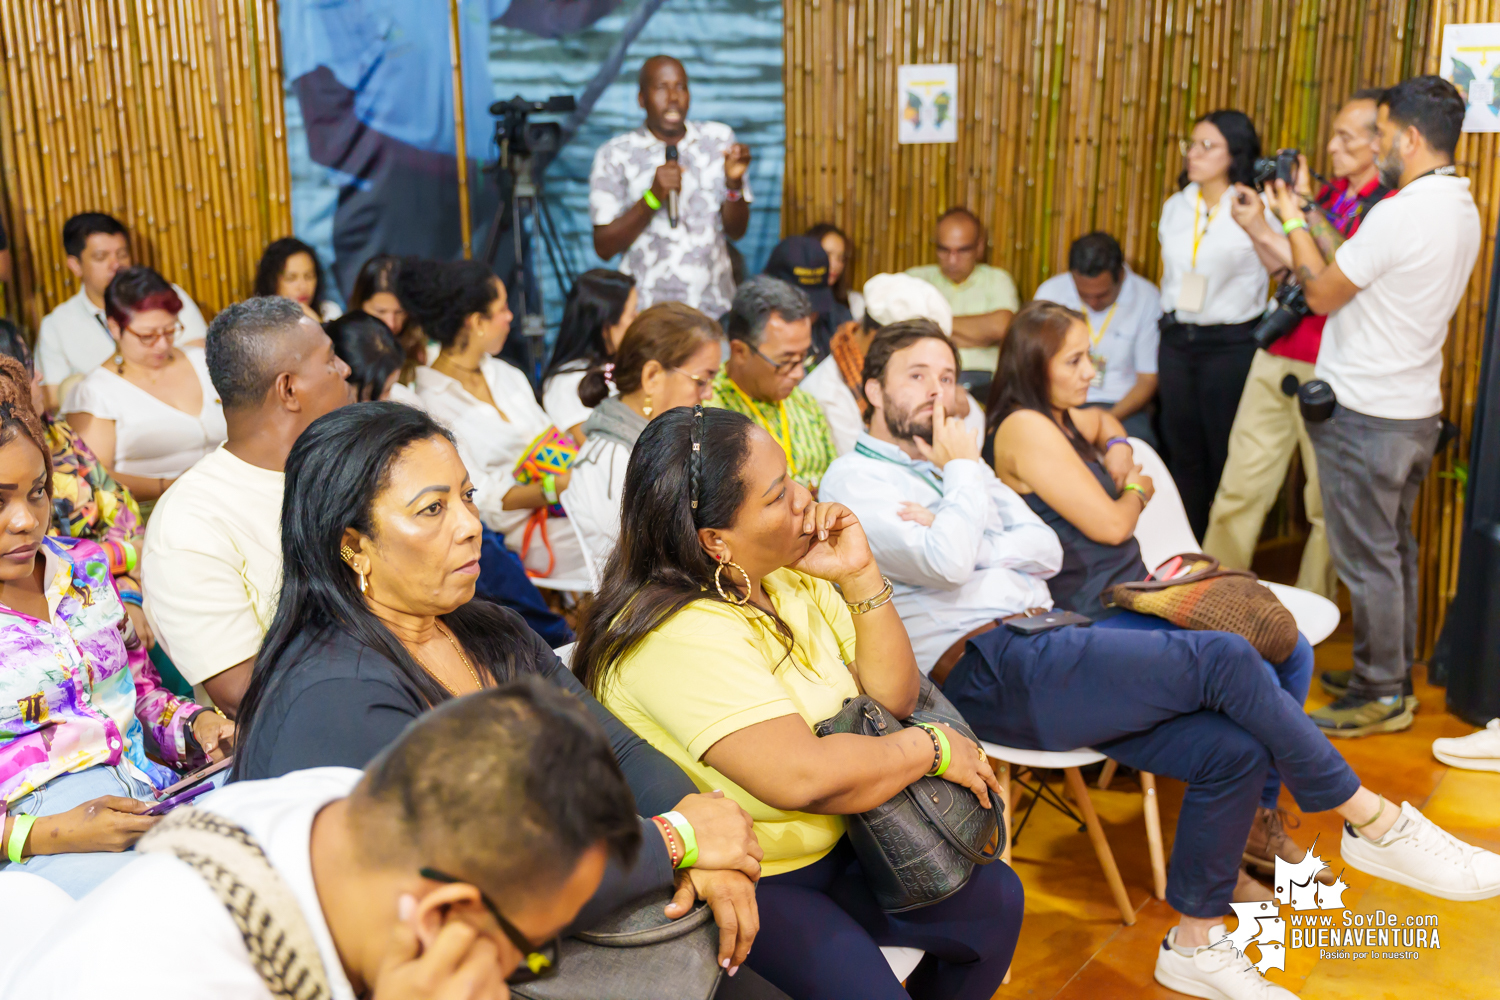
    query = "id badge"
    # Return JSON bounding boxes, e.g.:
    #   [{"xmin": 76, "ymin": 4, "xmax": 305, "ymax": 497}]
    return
[
  {"xmin": 1177, "ymin": 272, "xmax": 1209, "ymax": 313},
  {"xmin": 1089, "ymin": 351, "xmax": 1107, "ymax": 389}
]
